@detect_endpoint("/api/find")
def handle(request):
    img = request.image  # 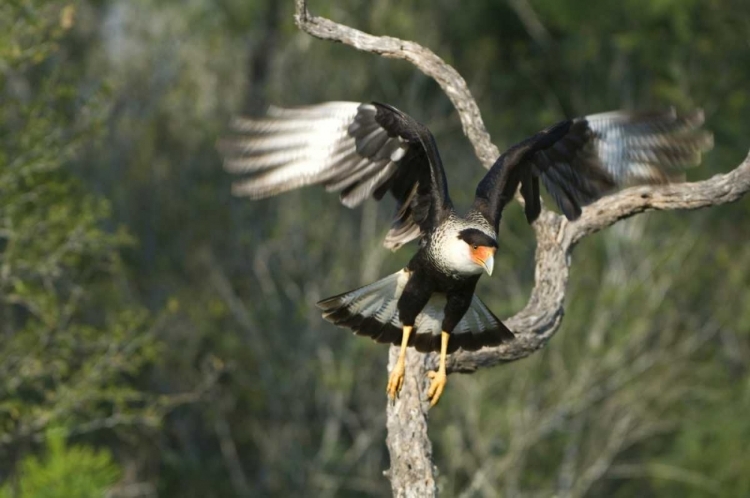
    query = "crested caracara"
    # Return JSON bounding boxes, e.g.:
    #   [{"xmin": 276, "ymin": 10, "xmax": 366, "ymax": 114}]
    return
[{"xmin": 219, "ymin": 102, "xmax": 711, "ymax": 406}]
